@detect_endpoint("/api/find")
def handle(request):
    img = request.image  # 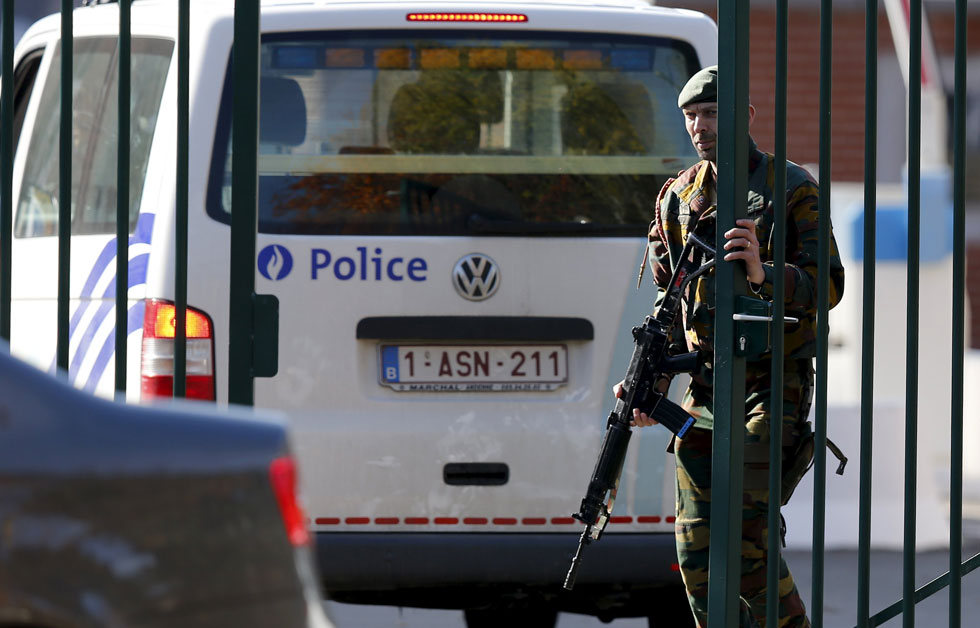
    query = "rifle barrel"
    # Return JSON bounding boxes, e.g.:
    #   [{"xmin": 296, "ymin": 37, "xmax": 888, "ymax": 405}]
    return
[{"xmin": 564, "ymin": 526, "xmax": 591, "ymax": 590}]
